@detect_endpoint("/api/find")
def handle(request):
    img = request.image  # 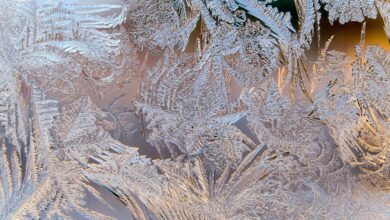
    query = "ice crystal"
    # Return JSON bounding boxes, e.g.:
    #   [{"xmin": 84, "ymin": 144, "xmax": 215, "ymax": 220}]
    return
[
  {"xmin": 1, "ymin": 0, "xmax": 390, "ymax": 219},
  {"xmin": 311, "ymin": 34, "xmax": 390, "ymax": 189},
  {"xmin": 377, "ymin": 0, "xmax": 390, "ymax": 39},
  {"xmin": 0, "ymin": 77, "xmax": 113, "ymax": 219},
  {"xmin": 321, "ymin": 0, "xmax": 377, "ymax": 24}
]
